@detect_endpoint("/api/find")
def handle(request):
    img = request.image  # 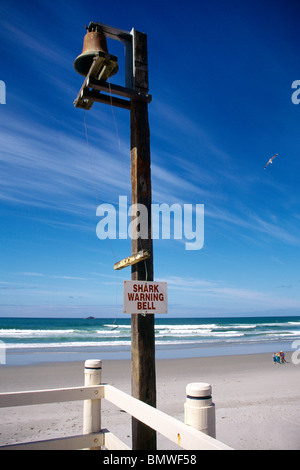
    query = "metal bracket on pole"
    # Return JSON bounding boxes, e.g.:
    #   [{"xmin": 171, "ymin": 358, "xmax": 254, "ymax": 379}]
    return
[
  {"xmin": 74, "ymin": 22, "xmax": 151, "ymax": 110},
  {"xmin": 90, "ymin": 22, "xmax": 134, "ymax": 90}
]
